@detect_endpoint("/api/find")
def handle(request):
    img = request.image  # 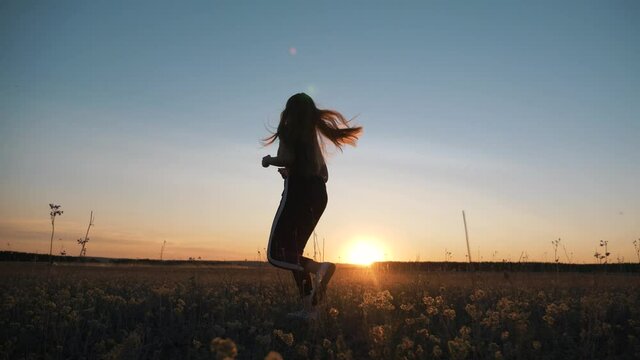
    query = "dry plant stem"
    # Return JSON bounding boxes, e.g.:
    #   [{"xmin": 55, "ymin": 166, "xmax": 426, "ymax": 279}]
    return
[
  {"xmin": 160, "ymin": 240, "xmax": 167, "ymax": 260},
  {"xmin": 48, "ymin": 204, "xmax": 63, "ymax": 265},
  {"xmin": 78, "ymin": 211, "xmax": 94, "ymax": 257},
  {"xmin": 49, "ymin": 217, "xmax": 55, "ymax": 263}
]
